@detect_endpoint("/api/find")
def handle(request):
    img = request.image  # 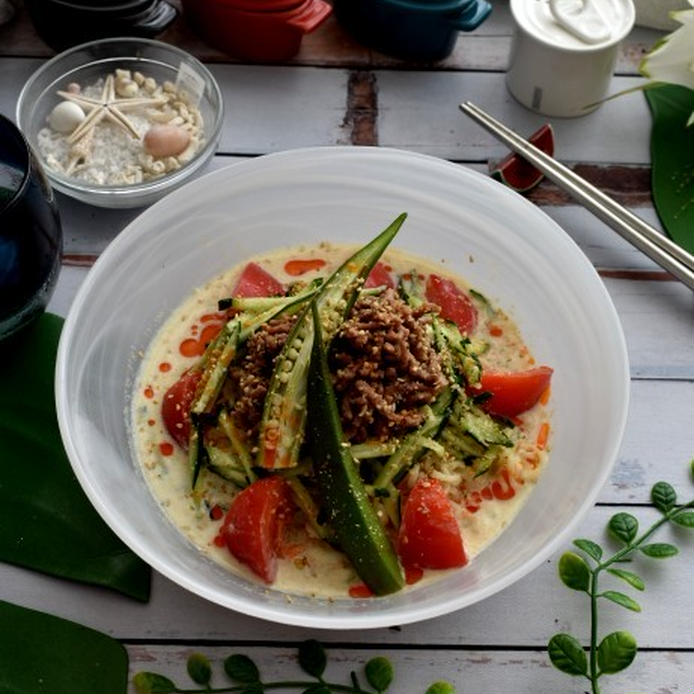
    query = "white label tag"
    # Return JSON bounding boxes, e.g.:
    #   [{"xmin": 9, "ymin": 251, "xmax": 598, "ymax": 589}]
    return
[{"xmin": 175, "ymin": 62, "xmax": 205, "ymax": 107}]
